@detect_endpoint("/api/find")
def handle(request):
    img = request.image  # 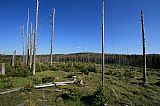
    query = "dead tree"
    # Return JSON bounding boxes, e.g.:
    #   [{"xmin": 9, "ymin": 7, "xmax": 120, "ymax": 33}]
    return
[
  {"xmin": 29, "ymin": 23, "xmax": 33, "ymax": 68},
  {"xmin": 21, "ymin": 25, "xmax": 25, "ymax": 65},
  {"xmin": 26, "ymin": 8, "xmax": 30, "ymax": 65},
  {"xmin": 141, "ymin": 10, "xmax": 147, "ymax": 84},
  {"xmin": 1, "ymin": 63, "xmax": 5, "ymax": 76},
  {"xmin": 27, "ymin": 35, "xmax": 30, "ymax": 66},
  {"xmin": 33, "ymin": 0, "xmax": 39, "ymax": 75},
  {"xmin": 101, "ymin": 0, "xmax": 105, "ymax": 87},
  {"xmin": 12, "ymin": 50, "xmax": 16, "ymax": 67},
  {"xmin": 50, "ymin": 9, "xmax": 56, "ymax": 65}
]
